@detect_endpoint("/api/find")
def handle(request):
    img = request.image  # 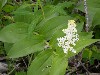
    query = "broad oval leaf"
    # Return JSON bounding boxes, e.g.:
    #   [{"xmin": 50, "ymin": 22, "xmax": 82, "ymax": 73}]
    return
[
  {"xmin": 8, "ymin": 35, "xmax": 45, "ymax": 58},
  {"xmin": 27, "ymin": 49, "xmax": 53, "ymax": 75},
  {"xmin": 28, "ymin": 11, "xmax": 59, "ymax": 35},
  {"xmin": 35, "ymin": 16, "xmax": 72, "ymax": 39},
  {"xmin": 12, "ymin": 4, "xmax": 35, "ymax": 24},
  {"xmin": 13, "ymin": 11, "xmax": 35, "ymax": 24},
  {"xmin": 0, "ymin": 22, "xmax": 29, "ymax": 43},
  {"xmin": 67, "ymin": 39, "xmax": 100, "ymax": 58},
  {"xmin": 49, "ymin": 54, "xmax": 68, "ymax": 75}
]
